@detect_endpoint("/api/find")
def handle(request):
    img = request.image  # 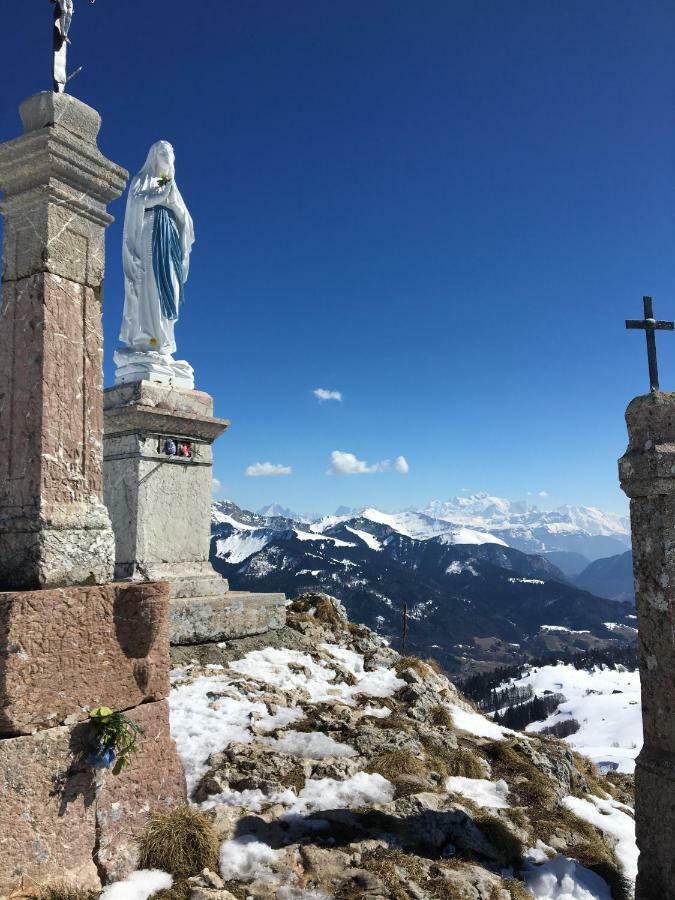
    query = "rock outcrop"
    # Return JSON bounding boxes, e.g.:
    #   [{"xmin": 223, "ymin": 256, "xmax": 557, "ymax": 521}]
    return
[{"xmin": 168, "ymin": 593, "xmax": 636, "ymax": 900}]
